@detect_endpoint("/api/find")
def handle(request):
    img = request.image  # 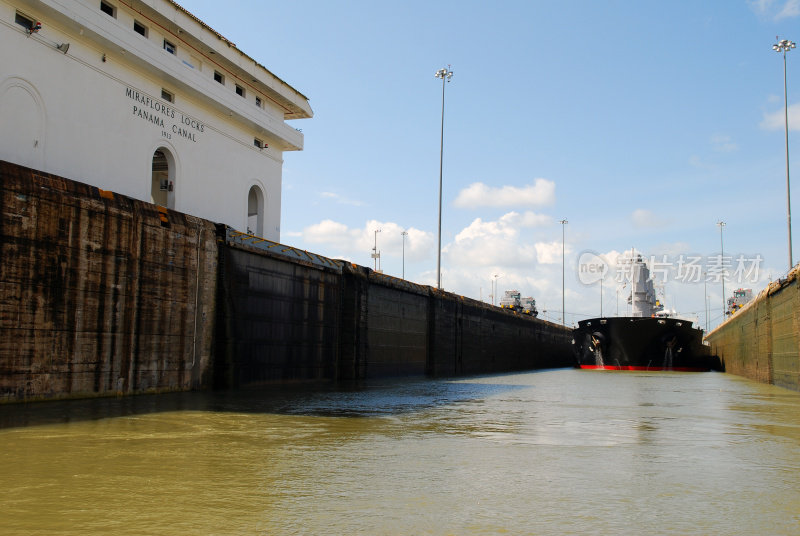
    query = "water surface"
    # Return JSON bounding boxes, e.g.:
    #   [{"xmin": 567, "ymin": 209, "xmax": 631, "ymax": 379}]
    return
[{"xmin": 2, "ymin": 369, "xmax": 799, "ymax": 535}]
